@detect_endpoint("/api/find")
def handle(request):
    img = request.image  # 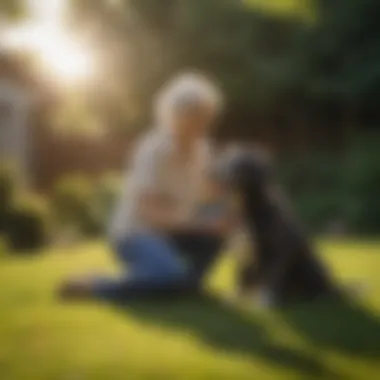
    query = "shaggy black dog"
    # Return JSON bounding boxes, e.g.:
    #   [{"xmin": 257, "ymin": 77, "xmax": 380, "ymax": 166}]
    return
[{"xmin": 215, "ymin": 147, "xmax": 338, "ymax": 306}]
